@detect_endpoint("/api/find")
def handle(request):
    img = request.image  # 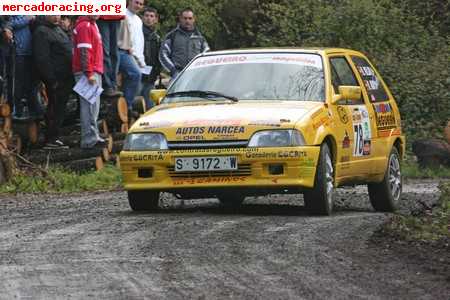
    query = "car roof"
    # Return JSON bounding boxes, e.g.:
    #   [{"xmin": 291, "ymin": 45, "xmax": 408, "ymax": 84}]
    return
[{"xmin": 201, "ymin": 47, "xmax": 365, "ymax": 57}]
